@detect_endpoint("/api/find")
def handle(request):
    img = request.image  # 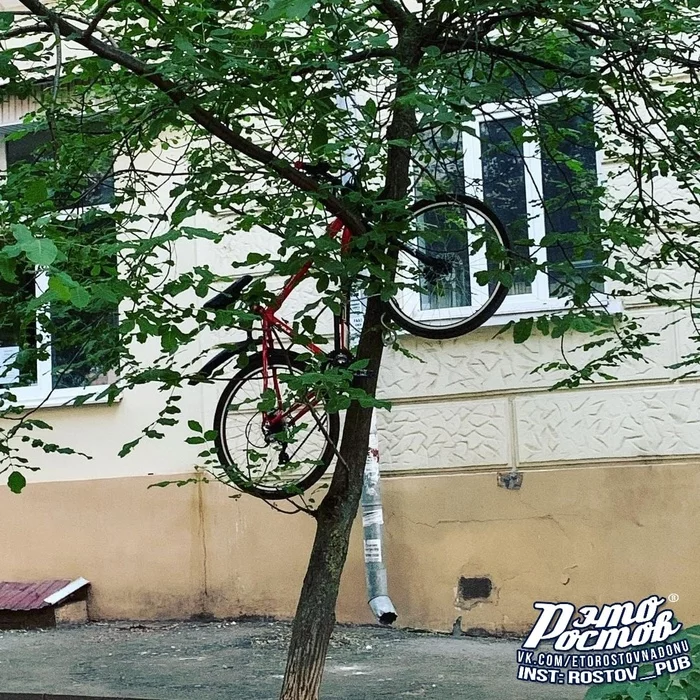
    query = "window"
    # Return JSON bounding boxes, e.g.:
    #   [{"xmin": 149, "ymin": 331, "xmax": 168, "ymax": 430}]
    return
[
  {"xmin": 467, "ymin": 94, "xmax": 602, "ymax": 314},
  {"xmin": 0, "ymin": 124, "xmax": 118, "ymax": 406},
  {"xmin": 419, "ymin": 93, "xmax": 604, "ymax": 320}
]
